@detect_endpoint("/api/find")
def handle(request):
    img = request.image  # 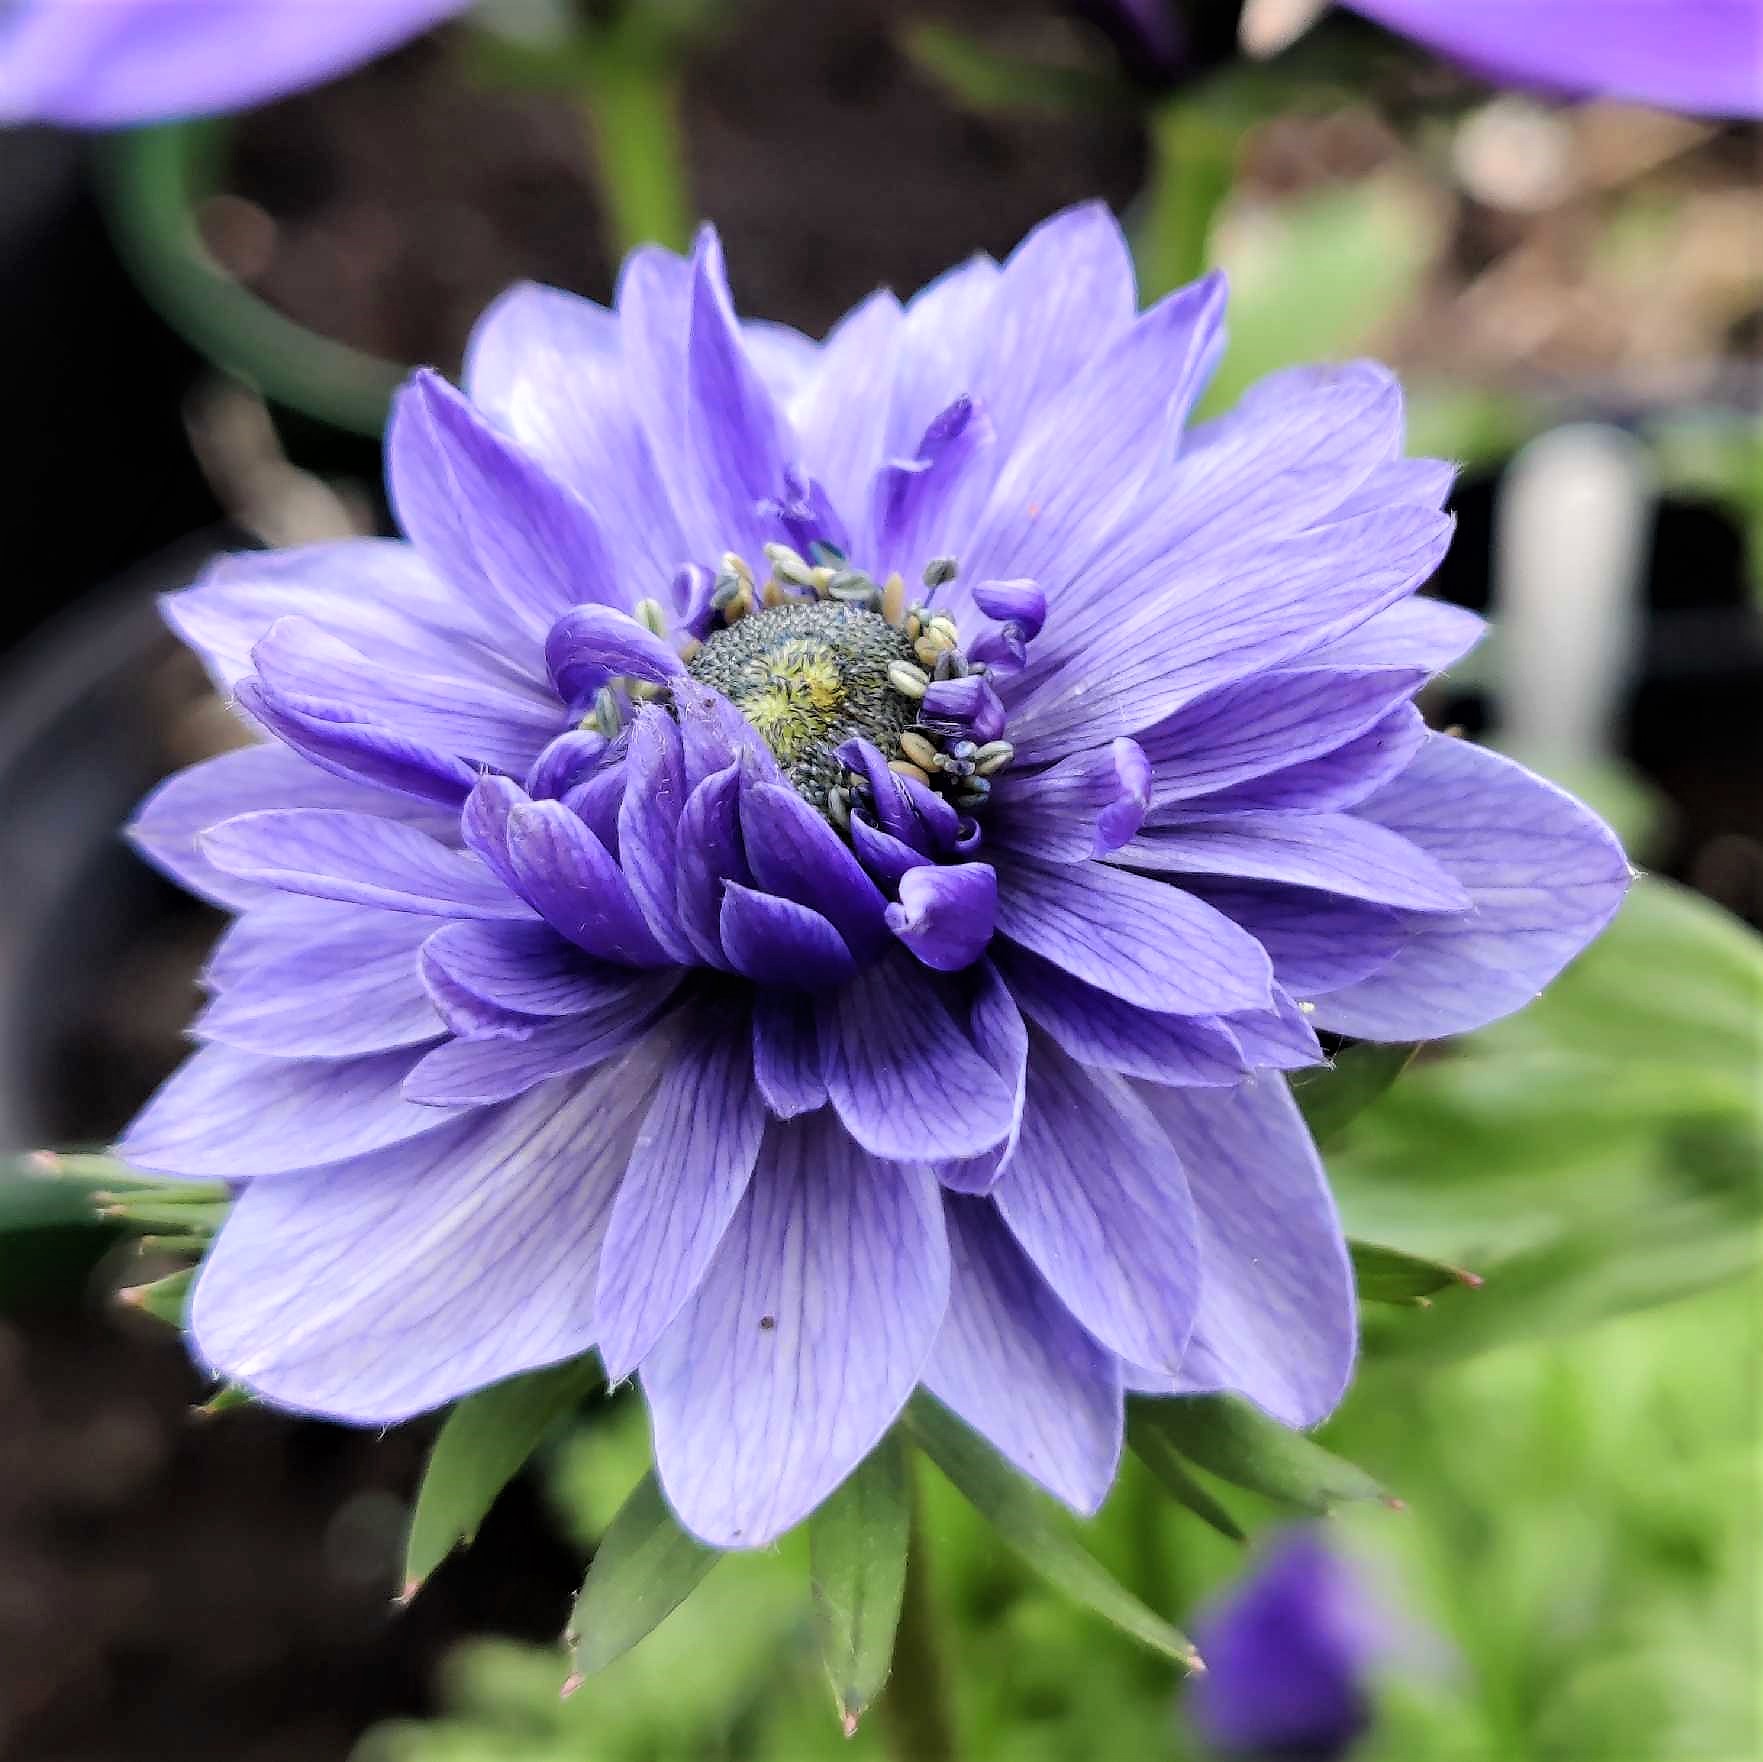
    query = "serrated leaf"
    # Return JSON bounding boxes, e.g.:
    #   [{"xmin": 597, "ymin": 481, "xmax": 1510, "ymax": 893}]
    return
[
  {"xmin": 1131, "ymin": 1395, "xmax": 1388, "ymax": 1516},
  {"xmin": 1290, "ymin": 1042, "xmax": 1422, "ymax": 1147},
  {"xmin": 1351, "ymin": 1239, "xmax": 1483, "ymax": 1305},
  {"xmin": 1124, "ymin": 1409, "xmax": 1246, "ymax": 1543},
  {"xmin": 117, "ymin": 1265, "xmax": 194, "ymax": 1327},
  {"xmin": 566, "ymin": 1470, "xmax": 719, "ymax": 1683},
  {"xmin": 810, "ymin": 1432, "xmax": 911, "ymax": 1731},
  {"xmin": 403, "ymin": 1355, "xmax": 601, "ymax": 1596},
  {"xmin": 904, "ymin": 1394, "xmax": 1199, "ymax": 1671}
]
